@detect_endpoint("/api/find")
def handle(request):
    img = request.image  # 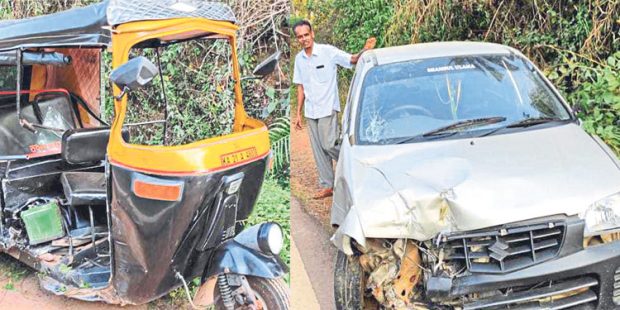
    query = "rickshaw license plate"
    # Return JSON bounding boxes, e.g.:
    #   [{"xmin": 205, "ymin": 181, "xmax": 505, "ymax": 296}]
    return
[{"xmin": 220, "ymin": 148, "xmax": 258, "ymax": 165}]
